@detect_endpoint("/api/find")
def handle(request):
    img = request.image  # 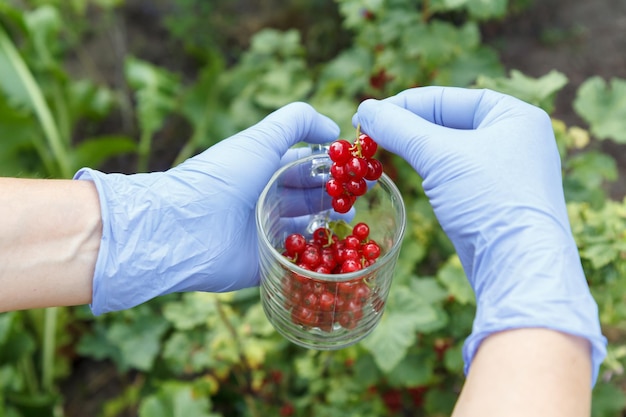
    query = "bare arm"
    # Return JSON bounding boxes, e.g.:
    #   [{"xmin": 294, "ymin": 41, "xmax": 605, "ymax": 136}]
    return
[
  {"xmin": 452, "ymin": 328, "xmax": 592, "ymax": 417},
  {"xmin": 0, "ymin": 178, "xmax": 101, "ymax": 311}
]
